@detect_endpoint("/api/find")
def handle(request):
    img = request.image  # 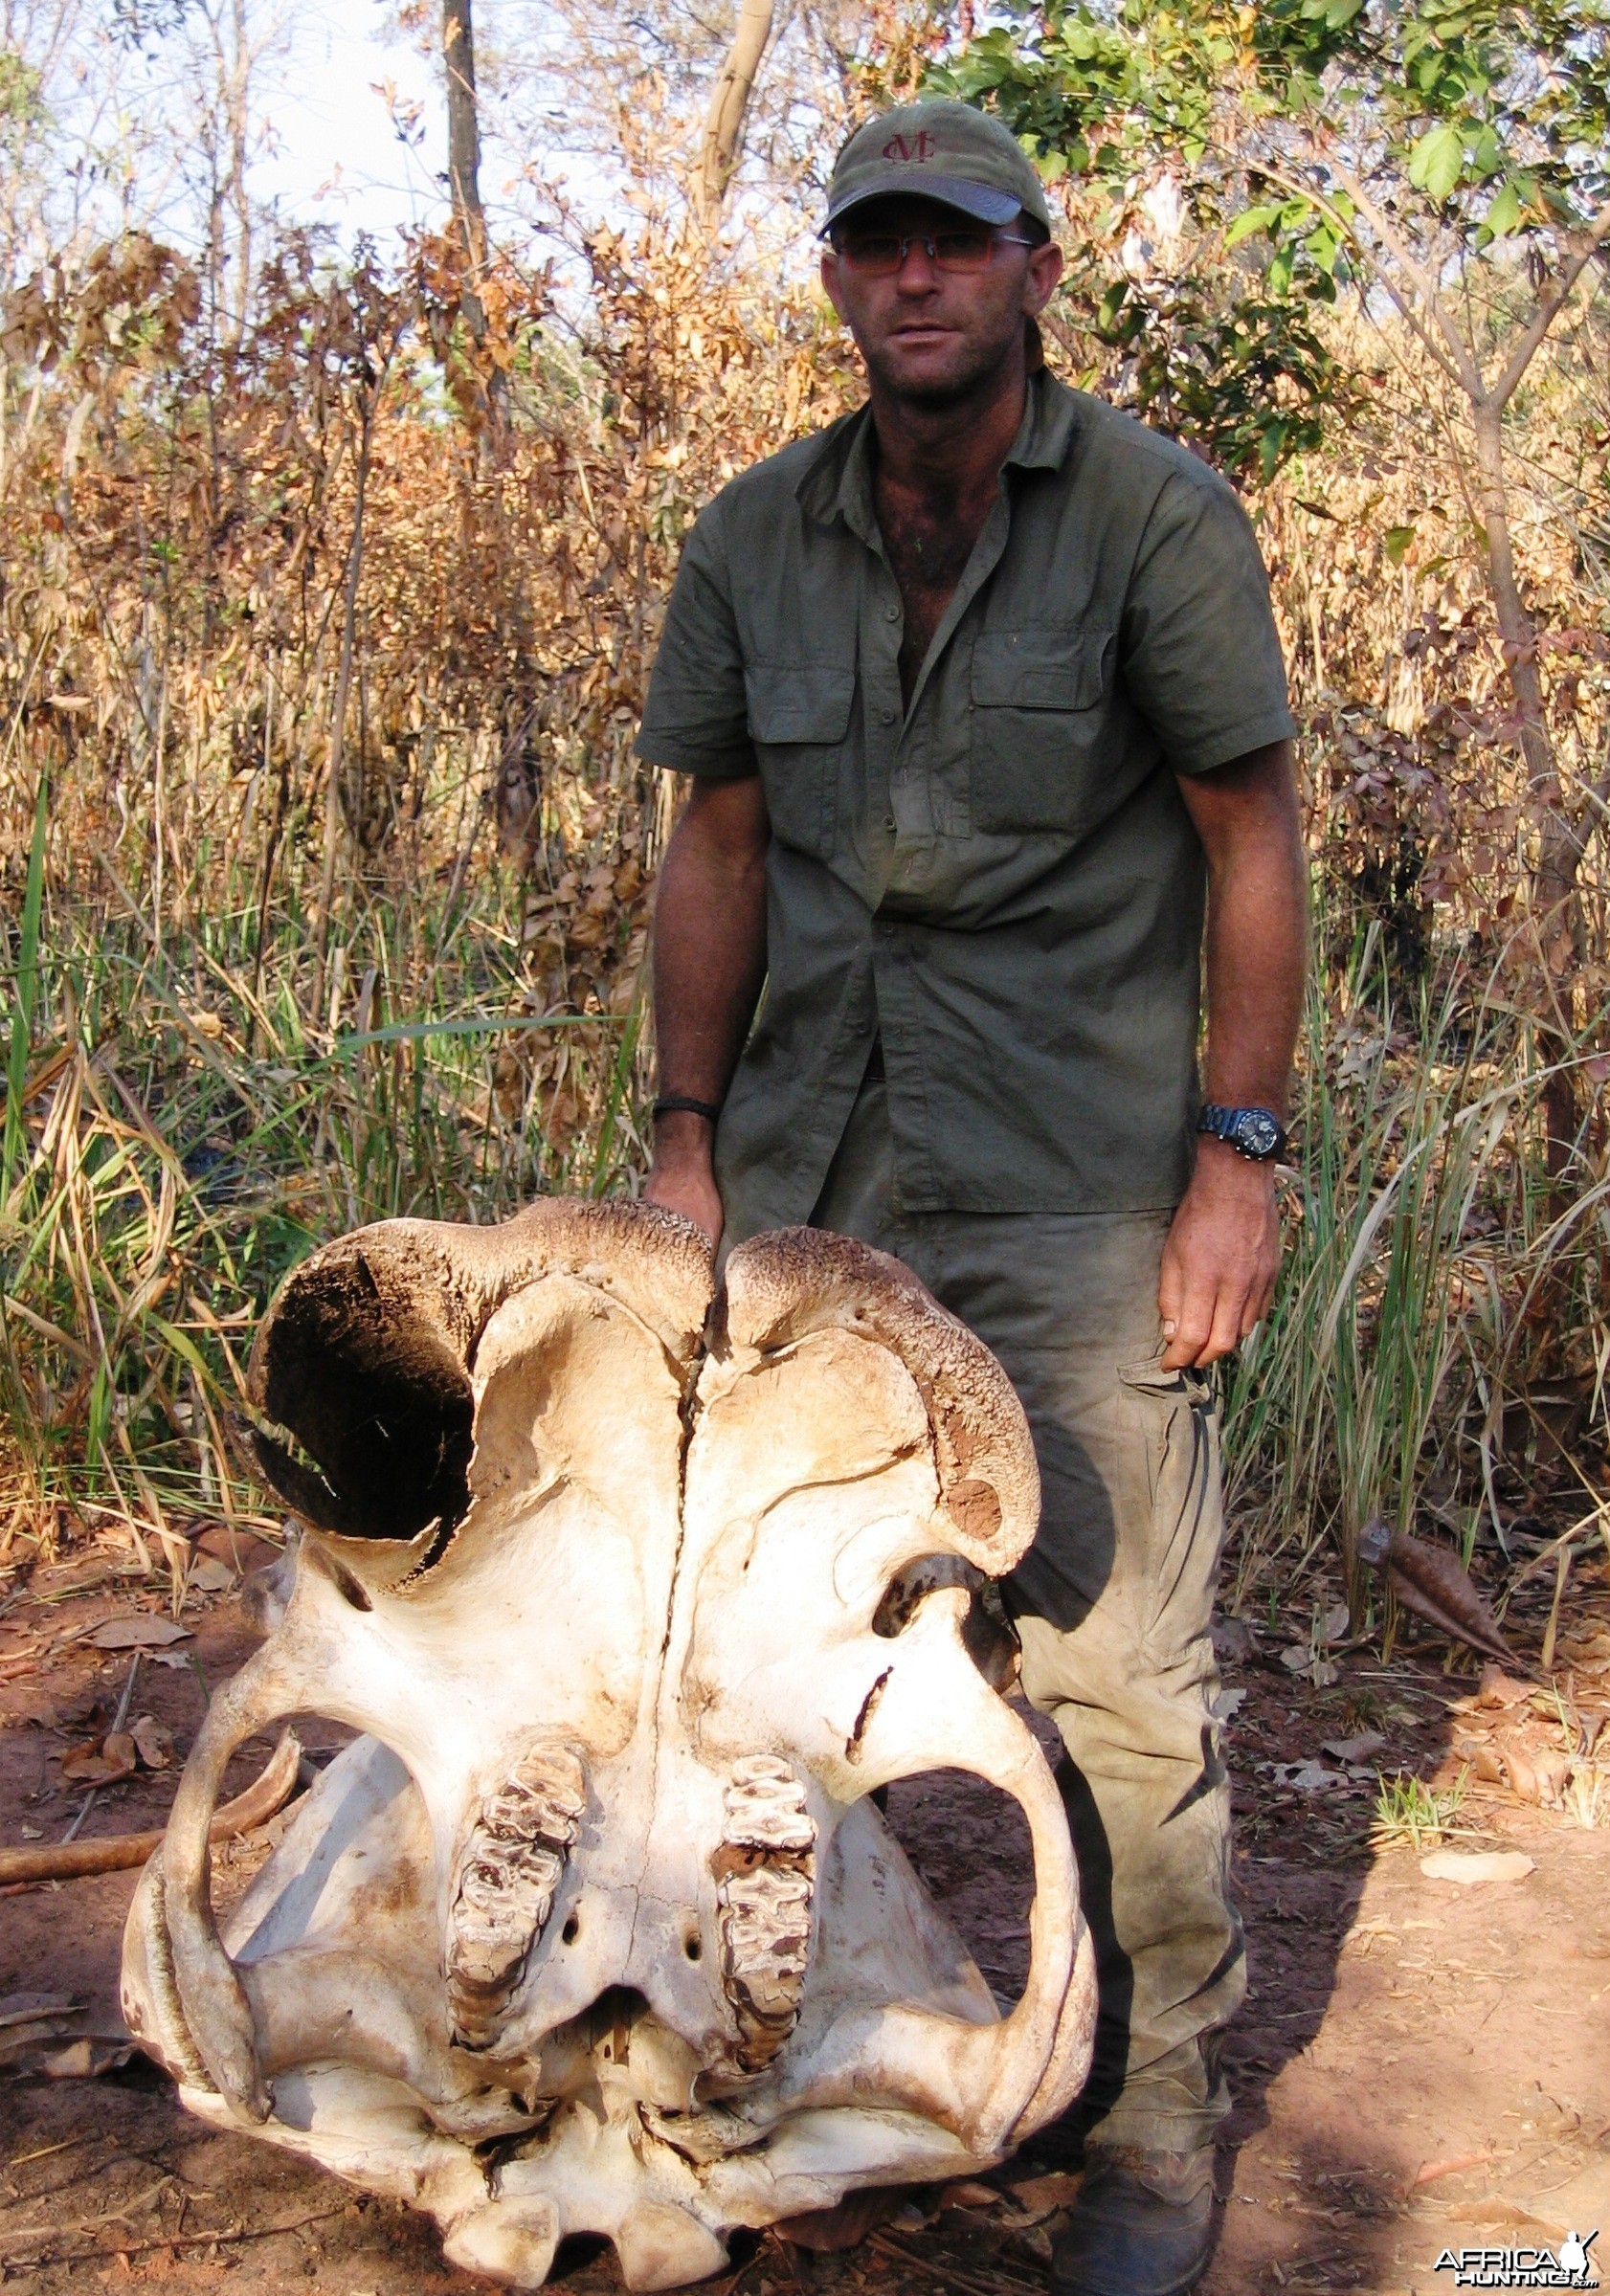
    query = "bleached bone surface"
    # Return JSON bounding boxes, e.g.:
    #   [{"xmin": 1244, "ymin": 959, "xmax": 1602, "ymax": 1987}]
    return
[{"xmin": 122, "ymin": 1201, "xmax": 1096, "ymax": 2290}]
